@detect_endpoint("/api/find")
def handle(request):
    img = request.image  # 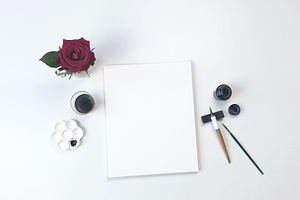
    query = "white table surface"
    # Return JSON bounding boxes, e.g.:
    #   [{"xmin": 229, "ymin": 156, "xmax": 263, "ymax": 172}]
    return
[{"xmin": 1, "ymin": 0, "xmax": 300, "ymax": 199}]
